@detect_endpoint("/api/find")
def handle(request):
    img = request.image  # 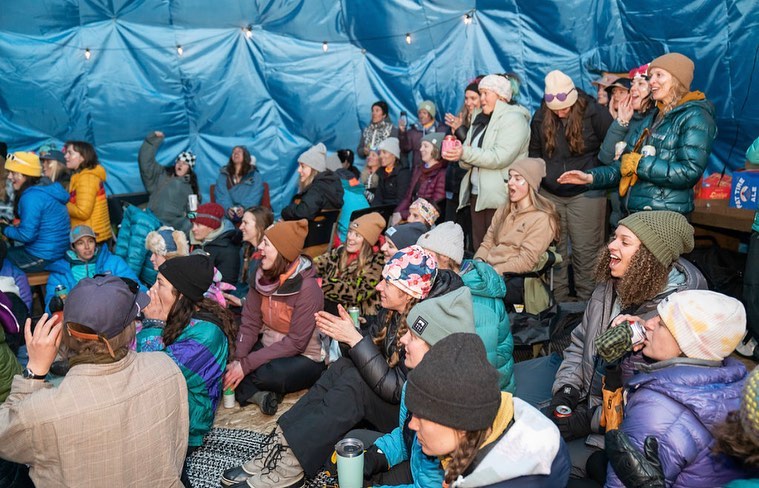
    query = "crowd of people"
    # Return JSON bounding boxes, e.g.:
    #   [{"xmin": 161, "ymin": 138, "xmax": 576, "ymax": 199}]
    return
[{"xmin": 0, "ymin": 50, "xmax": 757, "ymax": 488}]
